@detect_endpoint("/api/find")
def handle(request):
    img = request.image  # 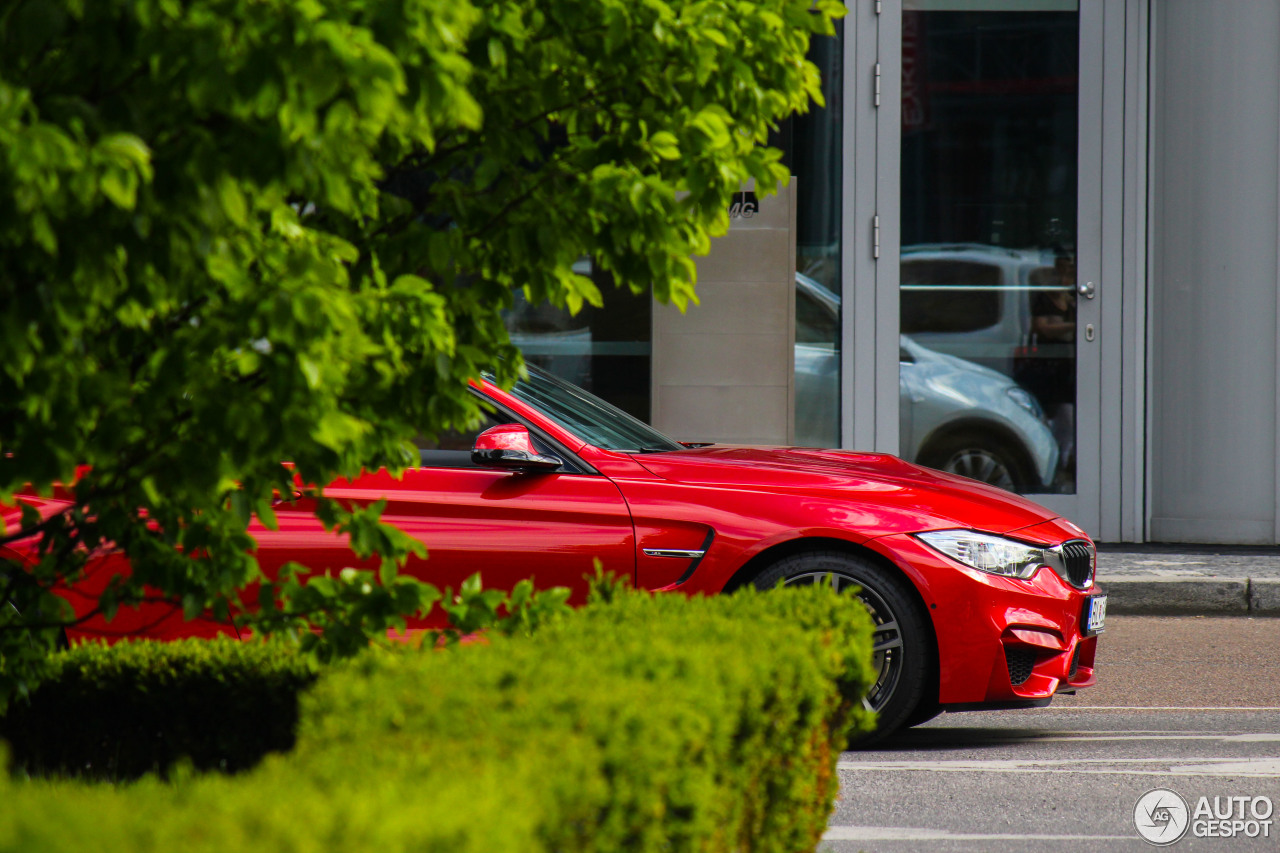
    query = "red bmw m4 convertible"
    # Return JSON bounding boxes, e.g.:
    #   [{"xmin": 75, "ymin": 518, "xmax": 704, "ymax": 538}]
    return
[{"xmin": 20, "ymin": 365, "xmax": 1105, "ymax": 737}]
